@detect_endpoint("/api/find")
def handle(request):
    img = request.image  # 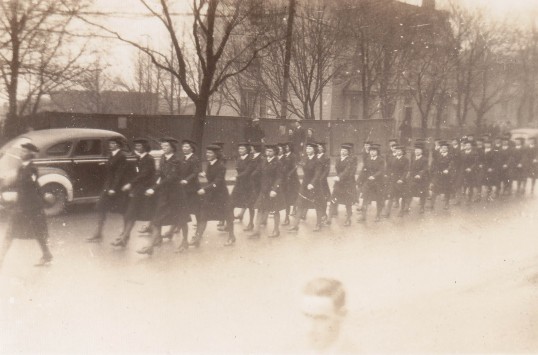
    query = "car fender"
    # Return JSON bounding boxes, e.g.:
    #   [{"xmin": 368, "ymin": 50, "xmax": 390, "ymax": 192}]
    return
[{"xmin": 37, "ymin": 173, "xmax": 74, "ymax": 202}]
